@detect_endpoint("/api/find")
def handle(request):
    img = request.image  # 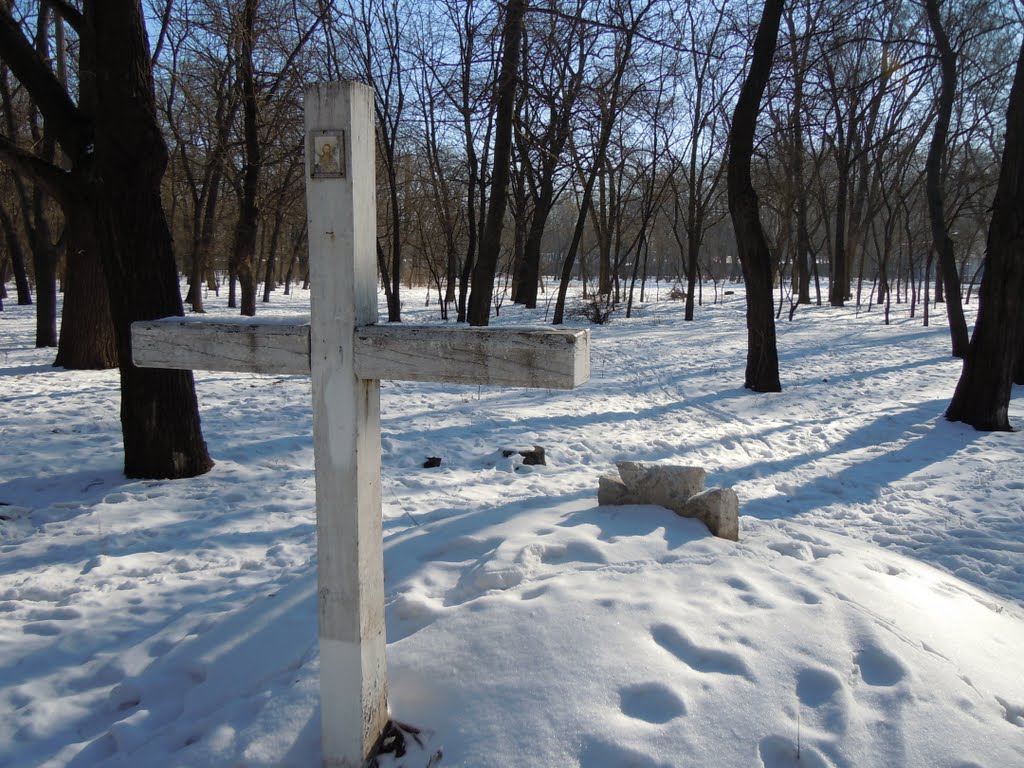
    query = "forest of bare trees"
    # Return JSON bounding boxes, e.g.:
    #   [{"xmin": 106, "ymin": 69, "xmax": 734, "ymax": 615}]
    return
[{"xmin": 0, "ymin": 0, "xmax": 1022, "ymax": 474}]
